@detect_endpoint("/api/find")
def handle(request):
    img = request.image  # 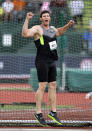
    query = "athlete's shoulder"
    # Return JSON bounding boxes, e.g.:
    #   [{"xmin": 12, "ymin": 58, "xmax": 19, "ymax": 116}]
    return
[
  {"xmin": 50, "ymin": 26, "xmax": 58, "ymax": 32},
  {"xmin": 32, "ymin": 25, "xmax": 41, "ymax": 29},
  {"xmin": 31, "ymin": 25, "xmax": 41, "ymax": 31}
]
